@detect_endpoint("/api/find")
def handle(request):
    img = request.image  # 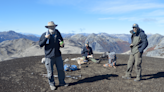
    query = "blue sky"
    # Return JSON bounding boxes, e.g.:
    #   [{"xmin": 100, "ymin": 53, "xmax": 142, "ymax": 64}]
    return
[{"xmin": 0, "ymin": 0, "xmax": 164, "ymax": 35}]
